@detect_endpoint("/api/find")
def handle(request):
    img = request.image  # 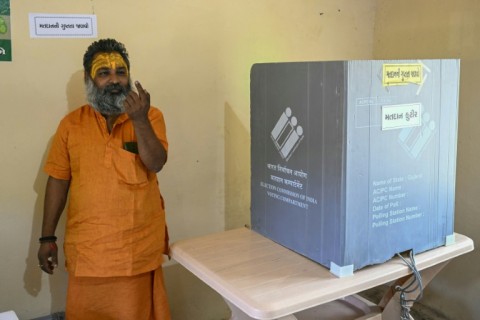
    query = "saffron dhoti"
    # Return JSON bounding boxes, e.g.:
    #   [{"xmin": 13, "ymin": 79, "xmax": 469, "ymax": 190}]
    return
[{"xmin": 66, "ymin": 267, "xmax": 171, "ymax": 320}]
